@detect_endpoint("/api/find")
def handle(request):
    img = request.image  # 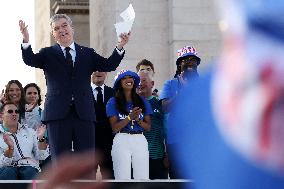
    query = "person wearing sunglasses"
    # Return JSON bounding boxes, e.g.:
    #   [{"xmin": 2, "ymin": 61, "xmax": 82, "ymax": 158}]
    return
[
  {"xmin": 0, "ymin": 102, "xmax": 49, "ymax": 180},
  {"xmin": 159, "ymin": 45, "xmax": 201, "ymax": 179}
]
